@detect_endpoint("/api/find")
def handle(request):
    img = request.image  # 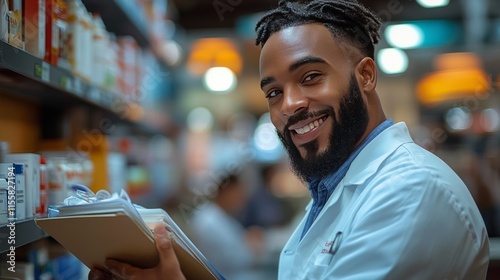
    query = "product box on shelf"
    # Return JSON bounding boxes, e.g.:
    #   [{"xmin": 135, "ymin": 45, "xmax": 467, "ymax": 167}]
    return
[
  {"xmin": 63, "ymin": 0, "xmax": 93, "ymax": 80},
  {"xmin": 117, "ymin": 36, "xmax": 140, "ymax": 101},
  {"xmin": 23, "ymin": 0, "xmax": 46, "ymax": 58},
  {"xmin": 8, "ymin": 0, "xmax": 24, "ymax": 49},
  {"xmin": 5, "ymin": 153, "xmax": 41, "ymax": 218},
  {"xmin": 45, "ymin": 156, "xmax": 70, "ymax": 207},
  {"xmin": 0, "ymin": 162, "xmax": 25, "ymax": 220},
  {"xmin": 39, "ymin": 156, "xmax": 48, "ymax": 216},
  {"xmin": 91, "ymin": 14, "xmax": 110, "ymax": 89},
  {"xmin": 44, "ymin": 0, "xmax": 66, "ymax": 65}
]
